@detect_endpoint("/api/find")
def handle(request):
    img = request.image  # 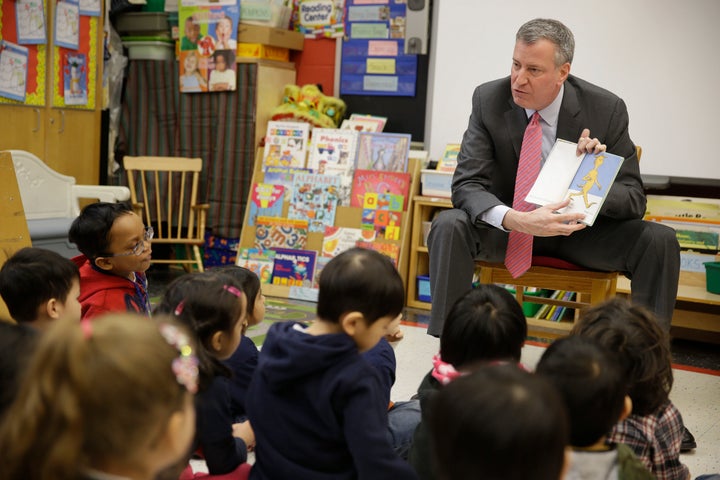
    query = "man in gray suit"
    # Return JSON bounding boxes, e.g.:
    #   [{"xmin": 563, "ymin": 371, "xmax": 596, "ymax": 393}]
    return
[{"xmin": 427, "ymin": 18, "xmax": 680, "ymax": 337}]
